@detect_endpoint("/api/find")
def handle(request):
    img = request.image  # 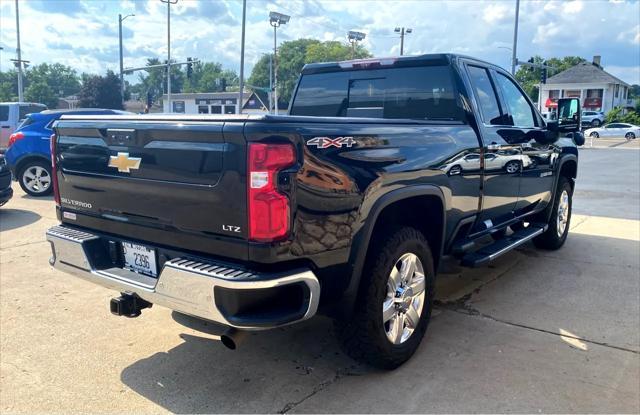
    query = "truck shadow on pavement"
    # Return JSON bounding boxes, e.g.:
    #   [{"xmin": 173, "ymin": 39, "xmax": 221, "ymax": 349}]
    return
[
  {"xmin": 0, "ymin": 208, "xmax": 41, "ymax": 232},
  {"xmin": 120, "ymin": 316, "xmax": 368, "ymax": 413}
]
